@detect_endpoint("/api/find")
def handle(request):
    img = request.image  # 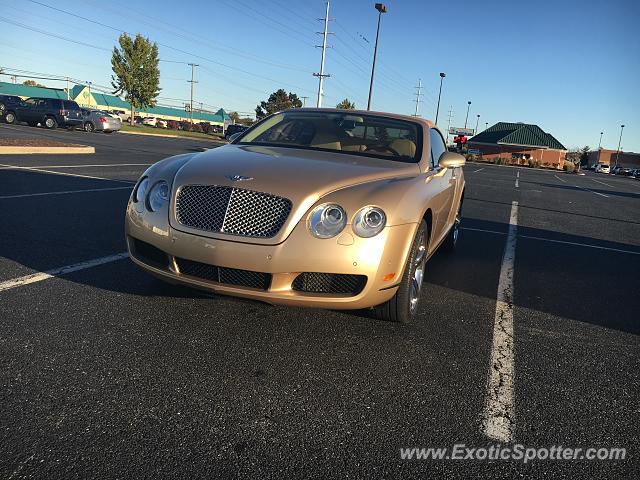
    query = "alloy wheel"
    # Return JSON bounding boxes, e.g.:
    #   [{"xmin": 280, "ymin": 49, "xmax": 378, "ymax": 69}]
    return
[{"xmin": 409, "ymin": 230, "xmax": 427, "ymax": 314}]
